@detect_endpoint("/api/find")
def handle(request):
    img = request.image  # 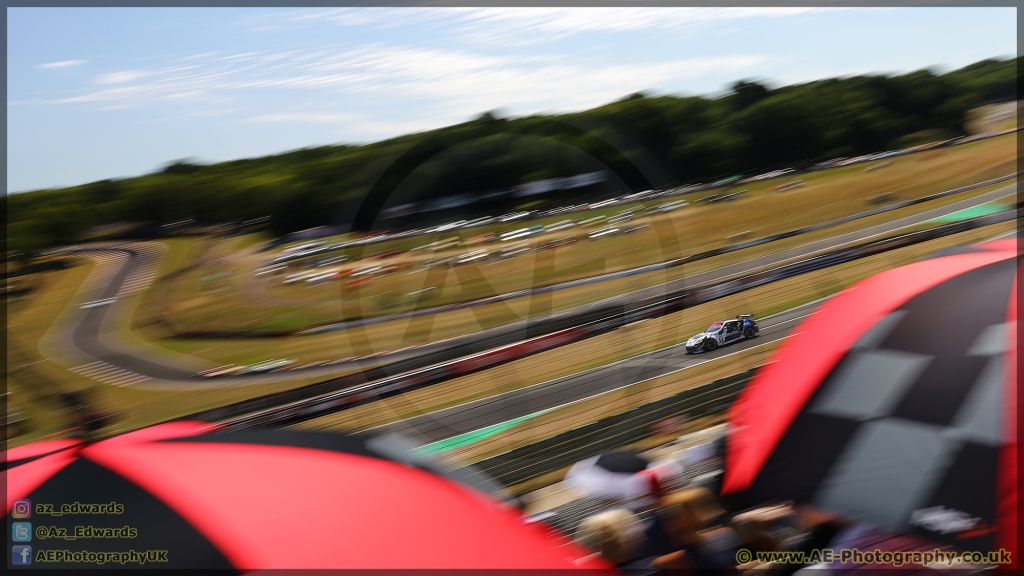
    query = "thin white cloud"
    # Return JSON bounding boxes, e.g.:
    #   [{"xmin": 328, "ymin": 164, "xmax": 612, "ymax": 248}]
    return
[
  {"xmin": 176, "ymin": 52, "xmax": 220, "ymax": 62},
  {"xmin": 95, "ymin": 70, "xmax": 154, "ymax": 84},
  {"xmin": 217, "ymin": 51, "xmax": 265, "ymax": 61},
  {"xmin": 458, "ymin": 7, "xmax": 836, "ymax": 42},
  {"xmin": 37, "ymin": 60, "xmax": 85, "ymax": 69},
  {"xmin": 290, "ymin": 7, "xmax": 845, "ymax": 45},
  {"xmin": 48, "ymin": 44, "xmax": 769, "ymax": 119}
]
